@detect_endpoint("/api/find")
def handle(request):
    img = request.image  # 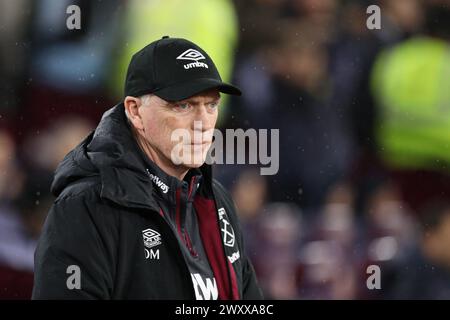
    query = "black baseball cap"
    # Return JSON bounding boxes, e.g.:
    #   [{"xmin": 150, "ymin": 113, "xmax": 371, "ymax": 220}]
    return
[{"xmin": 124, "ymin": 36, "xmax": 241, "ymax": 101}]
